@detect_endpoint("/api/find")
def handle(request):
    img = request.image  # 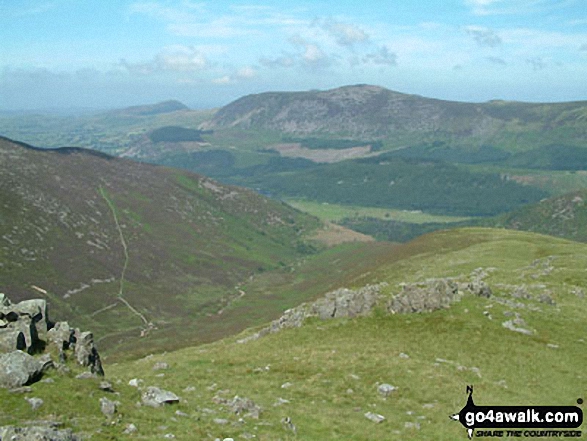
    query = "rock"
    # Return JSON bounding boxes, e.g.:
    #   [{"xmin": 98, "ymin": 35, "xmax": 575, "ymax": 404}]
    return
[
  {"xmin": 0, "ymin": 351, "xmax": 45, "ymax": 388},
  {"xmin": 123, "ymin": 423, "xmax": 138, "ymax": 434},
  {"xmin": 175, "ymin": 410, "xmax": 189, "ymax": 417},
  {"xmin": 183, "ymin": 386, "xmax": 196, "ymax": 392},
  {"xmin": 129, "ymin": 378, "xmax": 143, "ymax": 387},
  {"xmin": 538, "ymin": 293, "xmax": 556, "ymax": 305},
  {"xmin": 502, "ymin": 320, "xmax": 534, "ymax": 335},
  {"xmin": 281, "ymin": 382, "xmax": 293, "ymax": 389},
  {"xmin": 377, "ymin": 383, "xmax": 397, "ymax": 397},
  {"xmin": 25, "ymin": 397, "xmax": 43, "ymax": 410},
  {"xmin": 47, "ymin": 321, "xmax": 73, "ymax": 351},
  {"xmin": 0, "ymin": 329, "xmax": 27, "ymax": 352},
  {"xmin": 468, "ymin": 280, "xmax": 492, "ymax": 298},
  {"xmin": 281, "ymin": 417, "xmax": 296, "ymax": 434},
  {"xmin": 389, "ymin": 279, "xmax": 462, "ymax": 314},
  {"xmin": 13, "ymin": 299, "xmax": 48, "ymax": 338},
  {"xmin": 364, "ymin": 412, "xmax": 386, "ymax": 423},
  {"xmin": 153, "ymin": 362, "xmax": 169, "ymax": 371},
  {"xmin": 213, "ymin": 395, "xmax": 262, "ymax": 419},
  {"xmin": 213, "ymin": 418, "xmax": 229, "ymax": 425},
  {"xmin": 399, "ymin": 352, "xmax": 410, "ymax": 359},
  {"xmin": 141, "ymin": 386, "xmax": 180, "ymax": 408},
  {"xmin": 75, "ymin": 372, "xmax": 97, "ymax": 380},
  {"xmin": 100, "ymin": 397, "xmax": 118, "ymax": 417},
  {"xmin": 9, "ymin": 386, "xmax": 33, "ymax": 394},
  {"xmin": 274, "ymin": 397, "xmax": 290, "ymax": 406},
  {"xmin": 99, "ymin": 381, "xmax": 114, "ymax": 392},
  {"xmin": 0, "ymin": 425, "xmax": 81, "ymax": 440},
  {"xmin": 405, "ymin": 422, "xmax": 421, "ymax": 430},
  {"xmin": 0, "ymin": 293, "xmax": 10, "ymax": 307},
  {"xmin": 73, "ymin": 330, "xmax": 104, "ymax": 376}
]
